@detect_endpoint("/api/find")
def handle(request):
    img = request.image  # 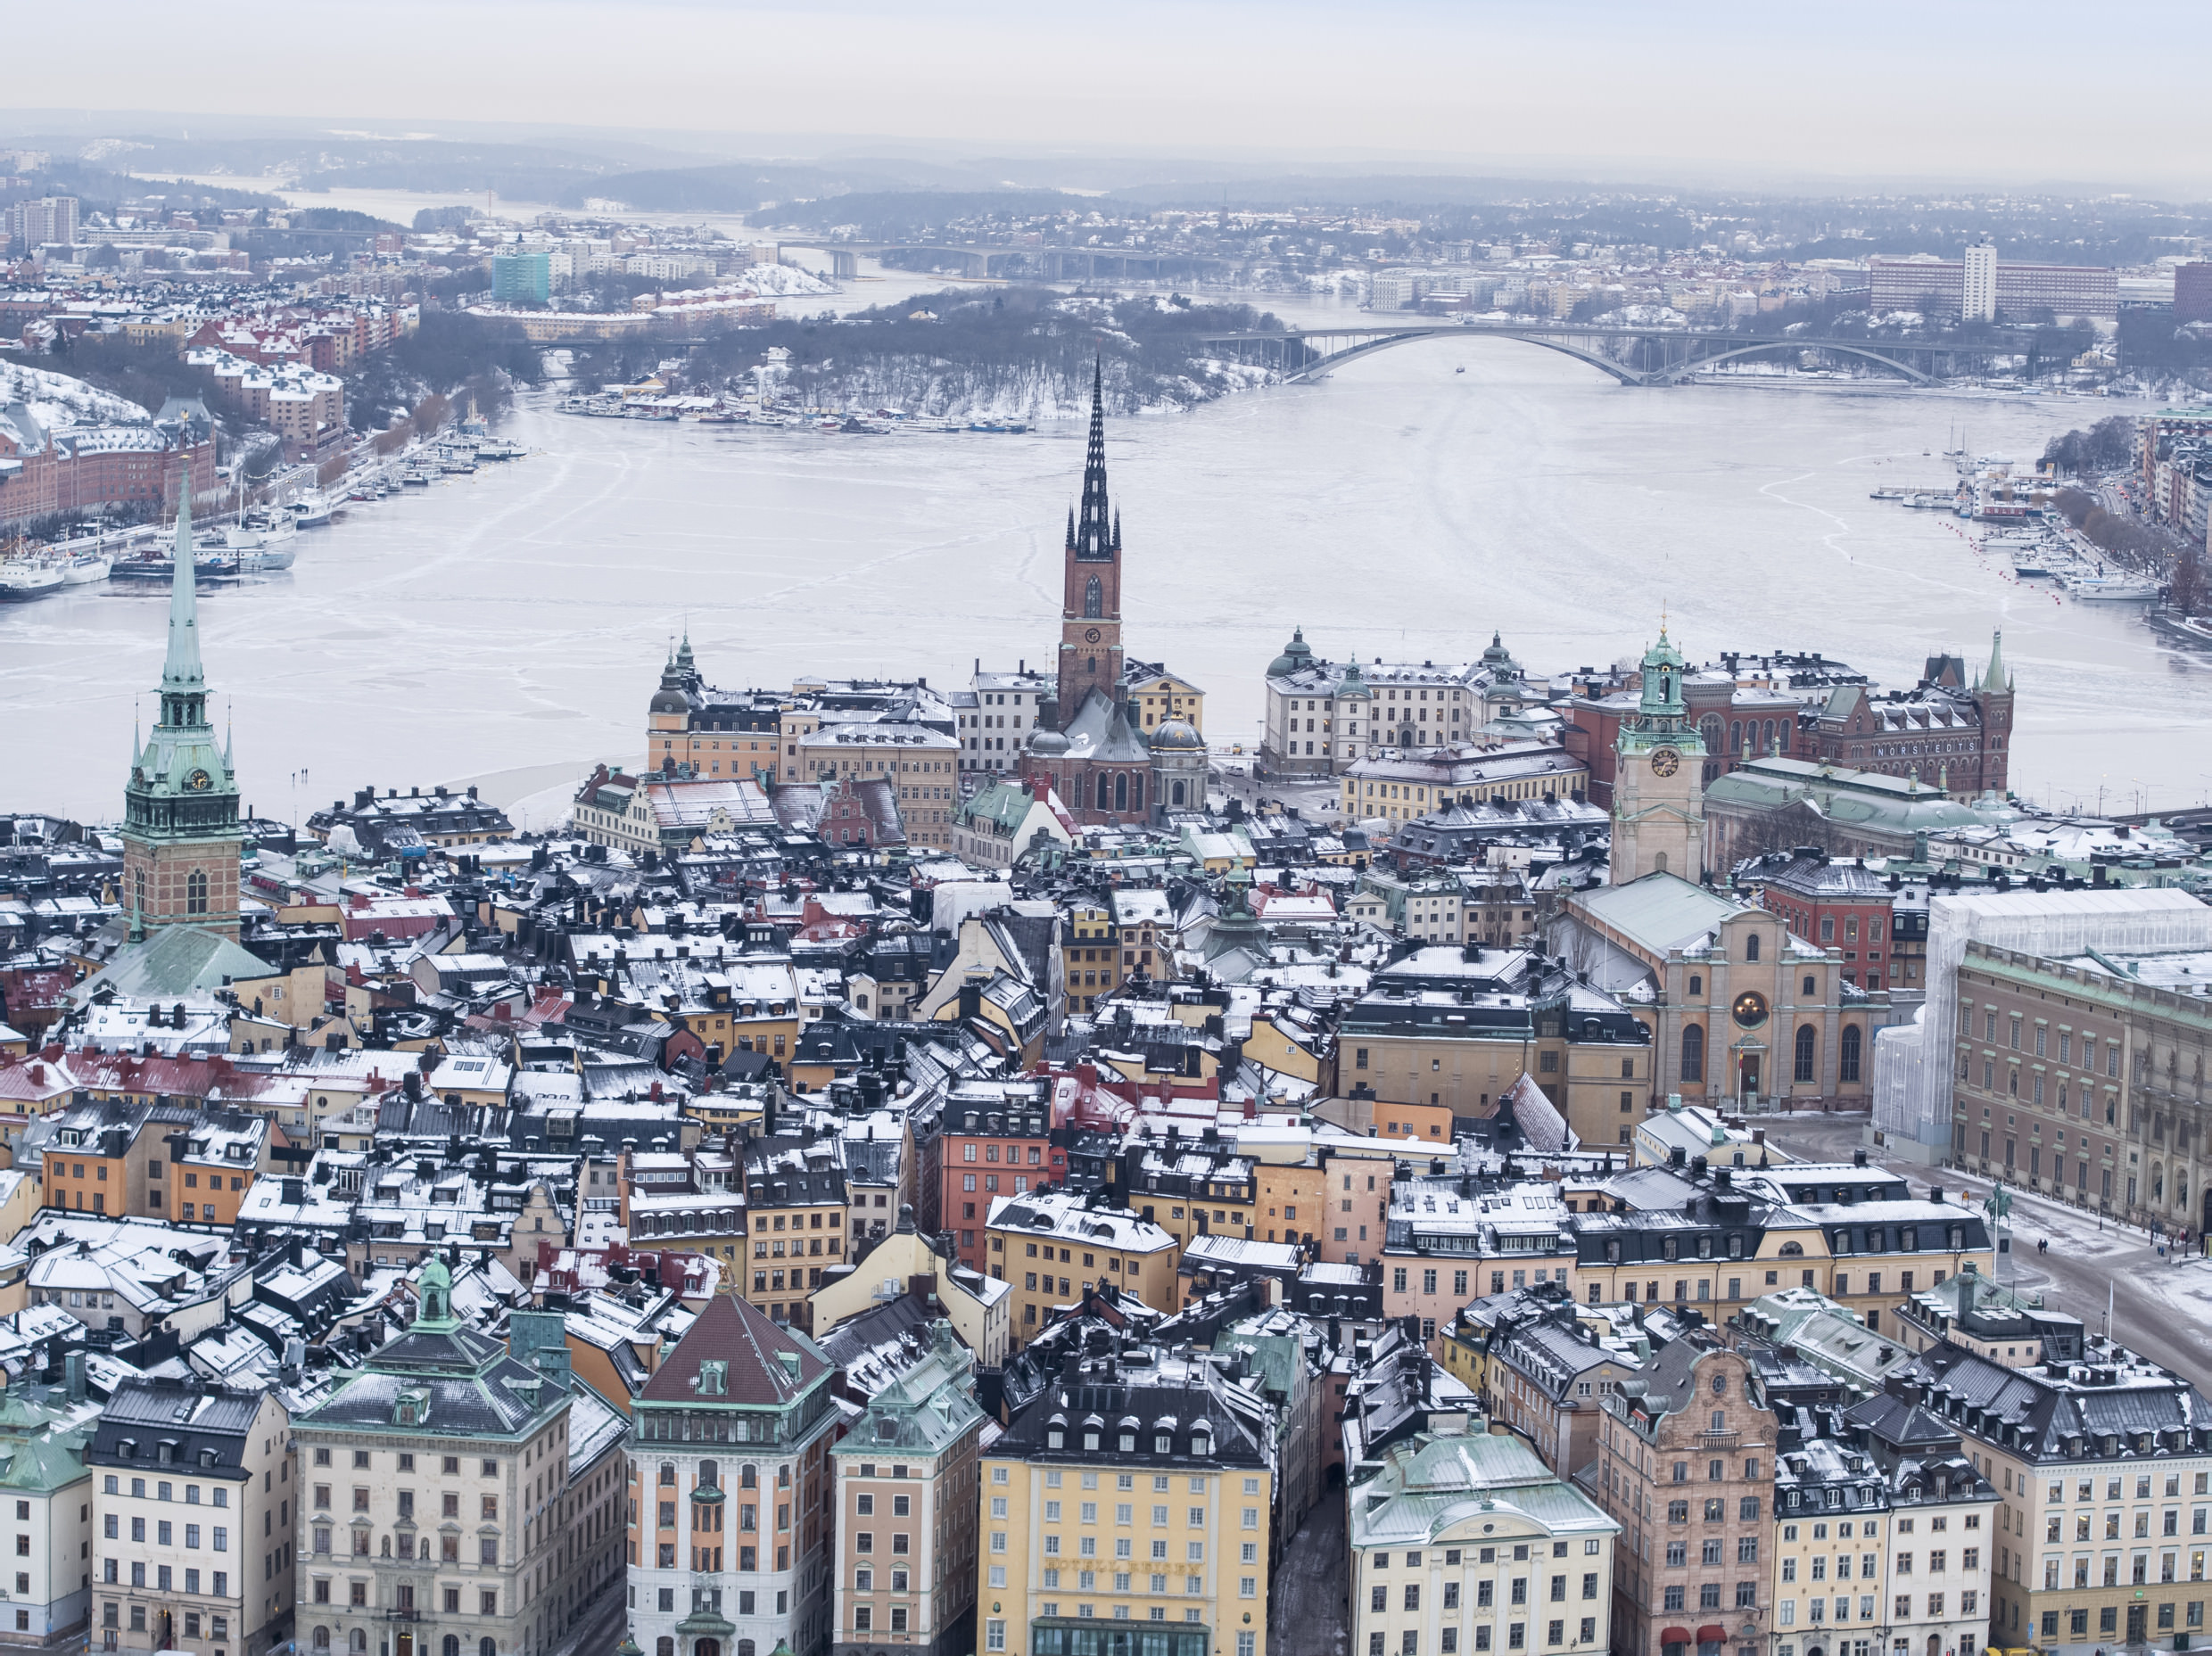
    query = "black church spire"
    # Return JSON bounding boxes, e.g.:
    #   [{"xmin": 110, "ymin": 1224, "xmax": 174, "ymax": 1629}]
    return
[{"xmin": 1073, "ymin": 357, "xmax": 1112, "ymax": 560}]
